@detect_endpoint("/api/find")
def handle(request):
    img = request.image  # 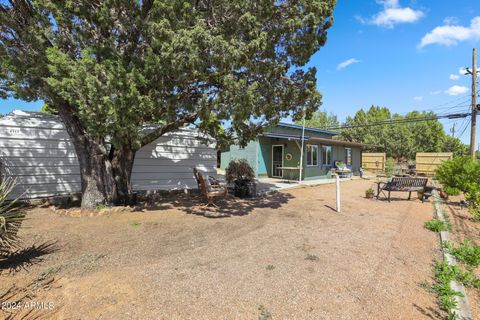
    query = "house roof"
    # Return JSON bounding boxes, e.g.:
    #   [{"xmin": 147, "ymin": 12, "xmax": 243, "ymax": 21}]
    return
[
  {"xmin": 261, "ymin": 132, "xmax": 379, "ymax": 148},
  {"xmin": 276, "ymin": 122, "xmax": 338, "ymax": 136}
]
